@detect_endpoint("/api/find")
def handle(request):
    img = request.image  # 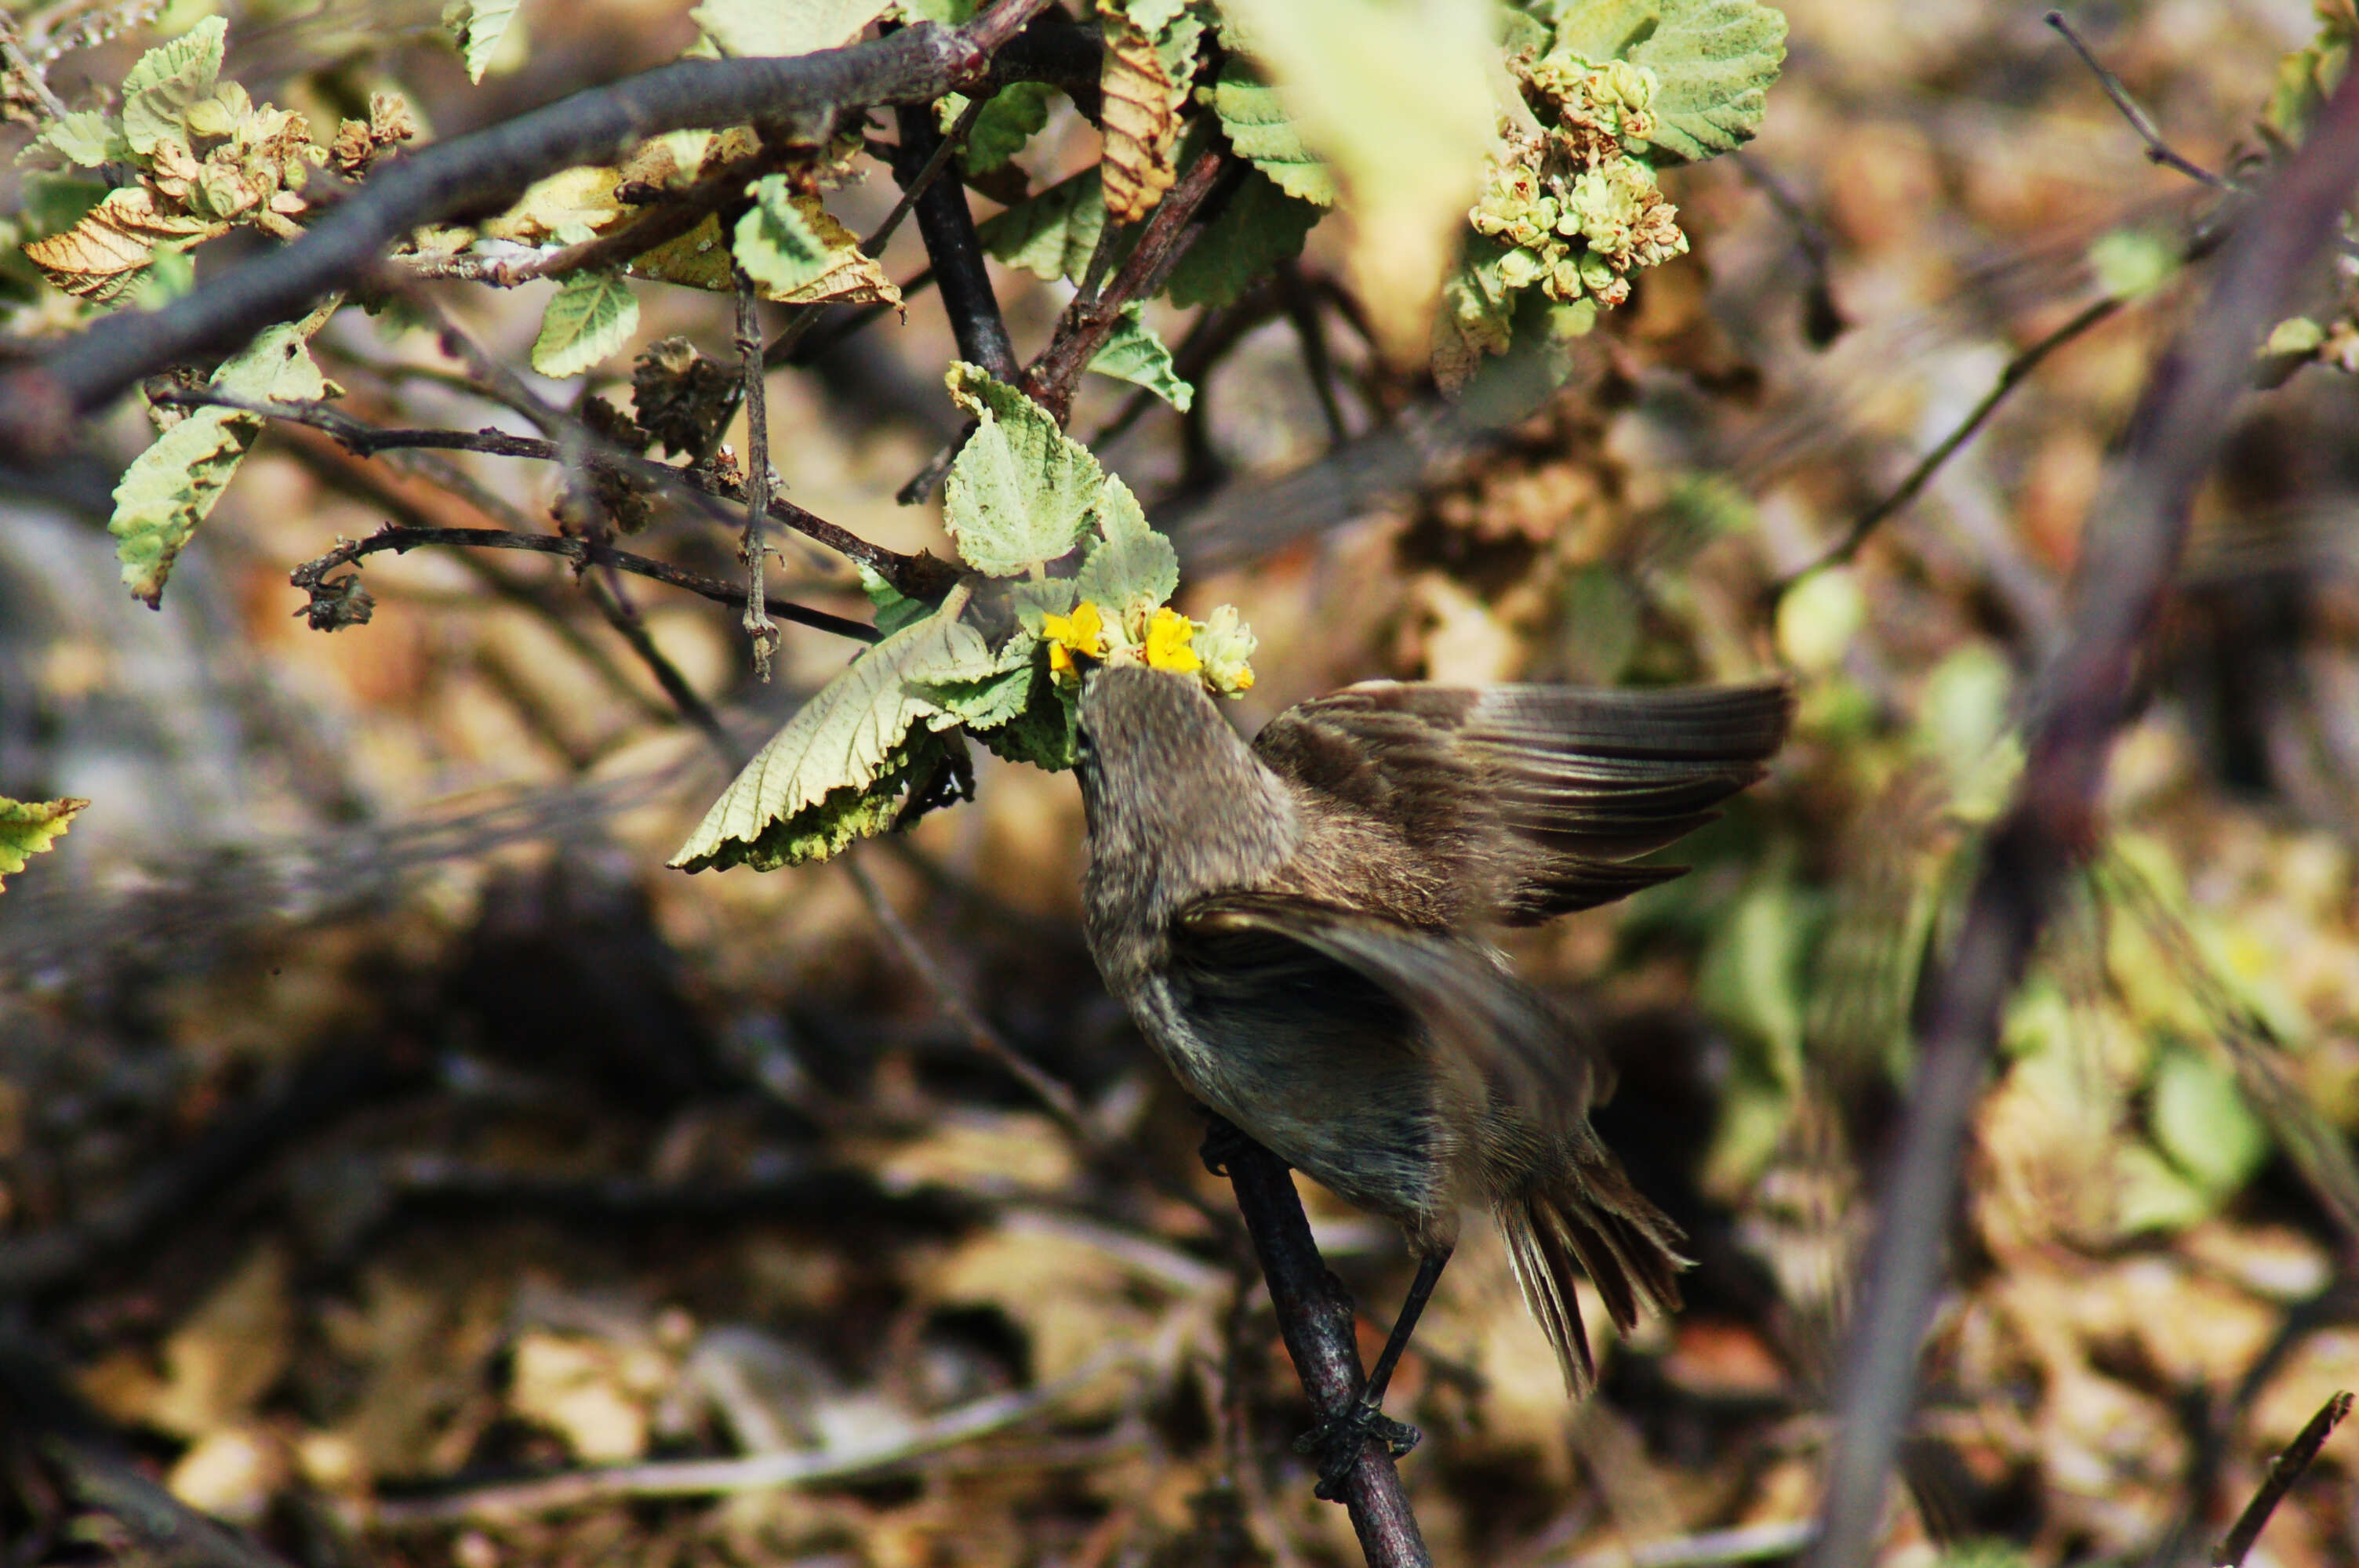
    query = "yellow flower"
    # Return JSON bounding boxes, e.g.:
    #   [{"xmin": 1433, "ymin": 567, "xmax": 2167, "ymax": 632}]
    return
[
  {"xmin": 1041, "ymin": 600, "xmax": 1106, "ymax": 679},
  {"xmin": 1144, "ymin": 606, "xmax": 1200, "ymax": 674}
]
